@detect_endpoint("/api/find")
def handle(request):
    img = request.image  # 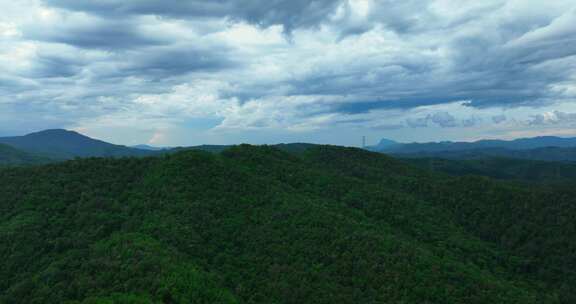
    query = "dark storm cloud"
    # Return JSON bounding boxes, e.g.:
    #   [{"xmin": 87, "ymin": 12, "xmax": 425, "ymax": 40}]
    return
[
  {"xmin": 441, "ymin": 31, "xmax": 576, "ymax": 108},
  {"xmin": 44, "ymin": 0, "xmax": 343, "ymax": 33},
  {"xmin": 331, "ymin": 97, "xmax": 462, "ymax": 114},
  {"xmin": 28, "ymin": 52, "xmax": 85, "ymax": 78},
  {"xmin": 122, "ymin": 44, "xmax": 240, "ymax": 78},
  {"xmin": 274, "ymin": 18, "xmax": 575, "ymax": 113},
  {"xmin": 309, "ymin": 2, "xmax": 576, "ymax": 113},
  {"xmin": 24, "ymin": 17, "xmax": 168, "ymax": 49},
  {"xmin": 302, "ymin": 29, "xmax": 576, "ymax": 113}
]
